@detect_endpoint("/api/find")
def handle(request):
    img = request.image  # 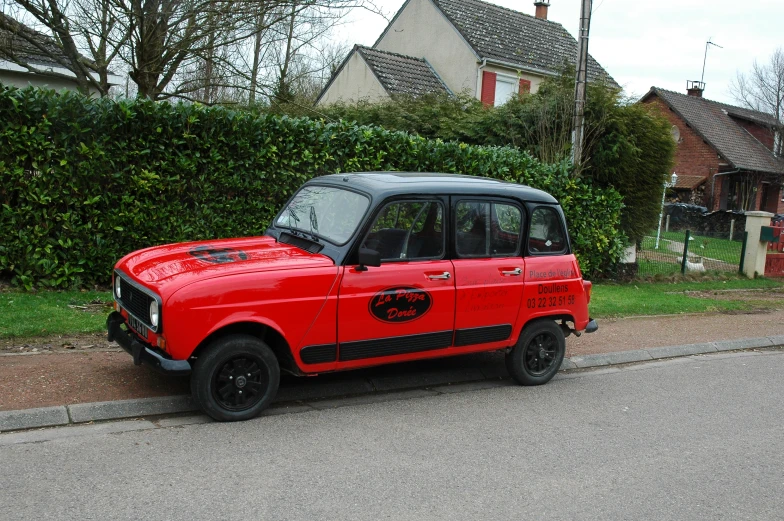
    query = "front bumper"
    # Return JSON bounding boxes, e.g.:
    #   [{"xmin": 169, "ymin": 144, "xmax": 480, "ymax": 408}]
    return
[{"xmin": 106, "ymin": 312, "xmax": 191, "ymax": 375}]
